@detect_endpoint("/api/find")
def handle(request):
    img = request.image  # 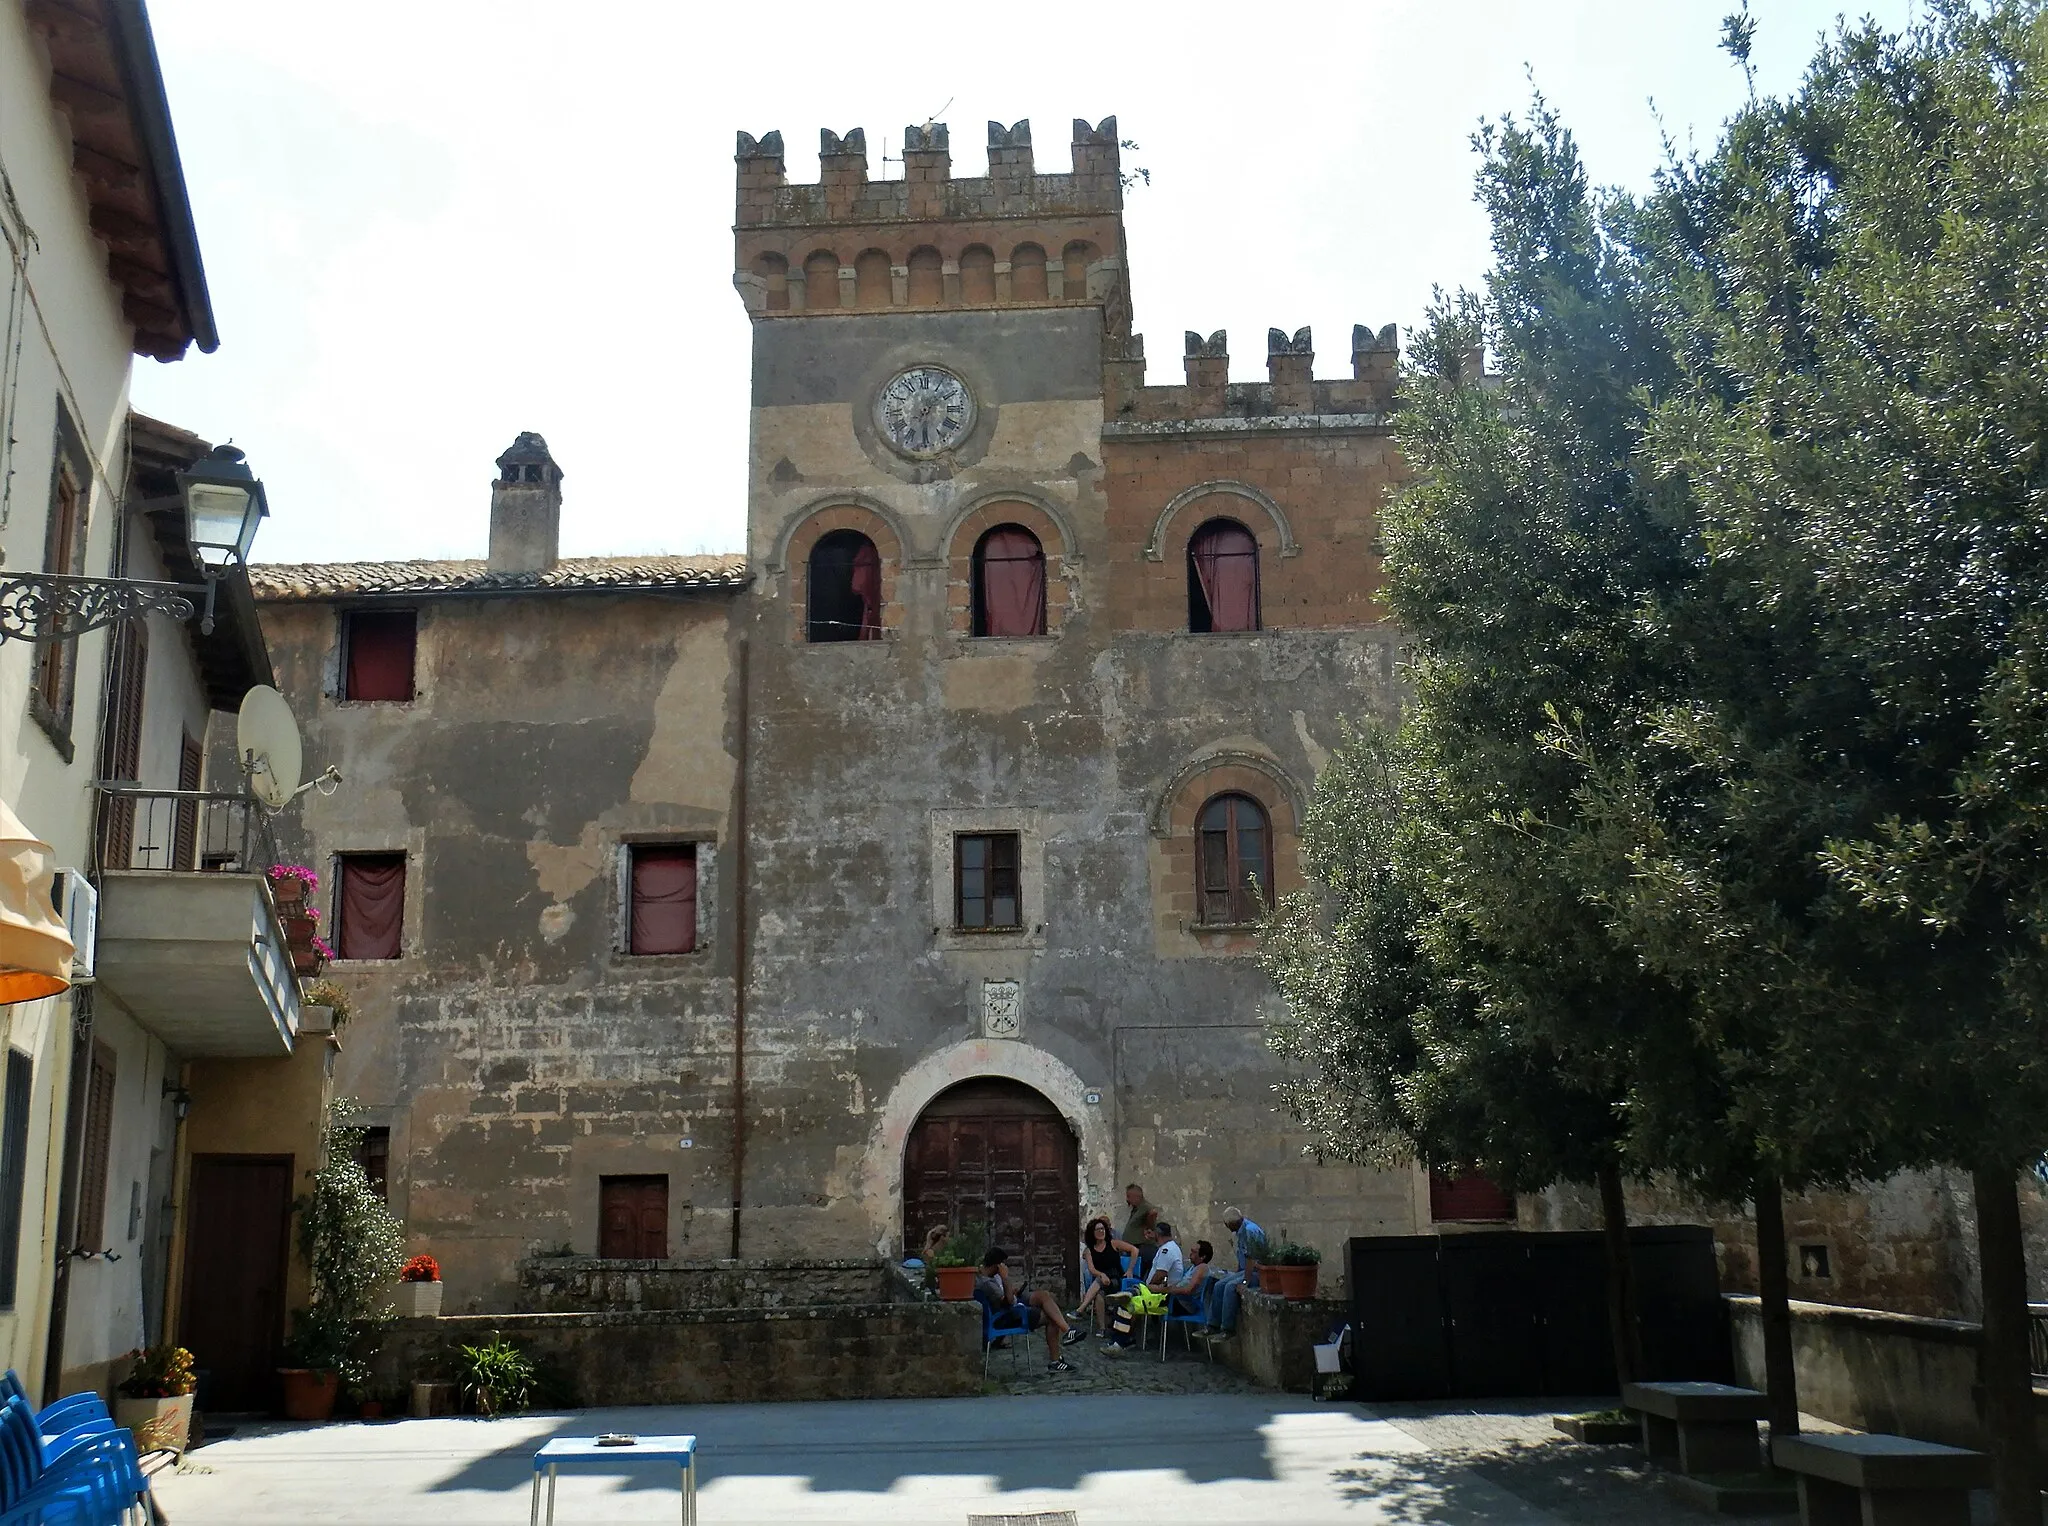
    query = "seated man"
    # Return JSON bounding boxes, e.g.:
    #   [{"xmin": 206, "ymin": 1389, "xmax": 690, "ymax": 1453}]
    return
[
  {"xmin": 1168, "ymin": 1240, "xmax": 1215, "ymax": 1314},
  {"xmin": 977, "ymin": 1247, "xmax": 1086, "ymax": 1373},
  {"xmin": 1204, "ymin": 1206, "xmax": 1264, "ymax": 1339},
  {"xmin": 1144, "ymin": 1221, "xmax": 1186, "ymax": 1295}
]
